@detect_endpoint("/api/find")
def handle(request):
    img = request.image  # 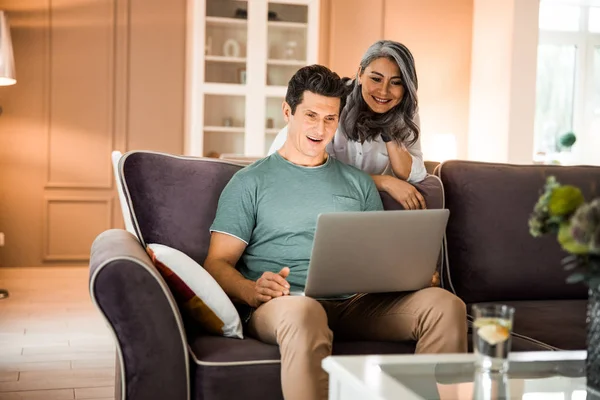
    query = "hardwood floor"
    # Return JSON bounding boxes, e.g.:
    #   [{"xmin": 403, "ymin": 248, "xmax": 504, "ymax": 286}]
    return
[{"xmin": 0, "ymin": 267, "xmax": 116, "ymax": 400}]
